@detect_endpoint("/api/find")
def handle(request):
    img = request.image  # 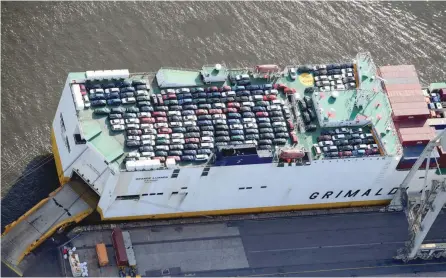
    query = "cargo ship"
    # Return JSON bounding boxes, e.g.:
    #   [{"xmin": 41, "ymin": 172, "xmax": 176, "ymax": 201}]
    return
[{"xmin": 41, "ymin": 52, "xmax": 445, "ymax": 221}]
